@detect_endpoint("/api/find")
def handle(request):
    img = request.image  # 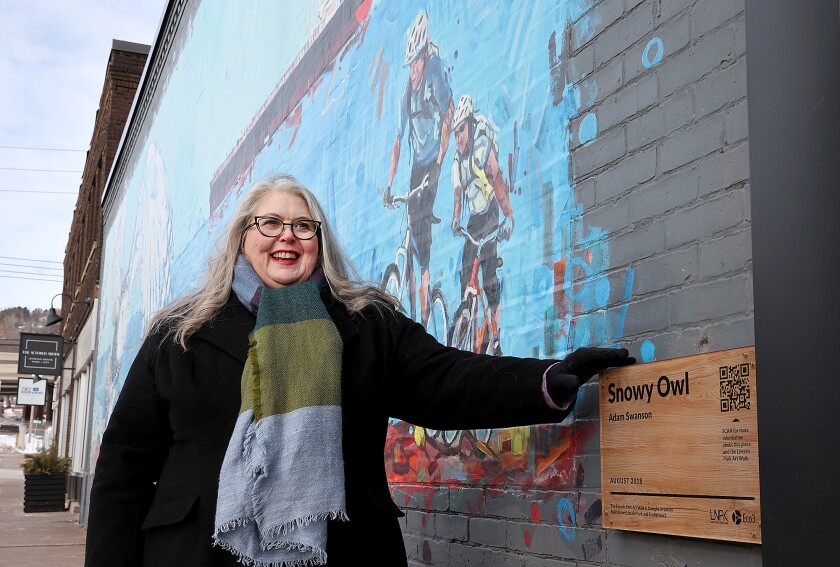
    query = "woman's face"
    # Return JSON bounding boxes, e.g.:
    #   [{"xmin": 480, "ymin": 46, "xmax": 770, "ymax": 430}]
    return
[{"xmin": 241, "ymin": 191, "xmax": 319, "ymax": 288}]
